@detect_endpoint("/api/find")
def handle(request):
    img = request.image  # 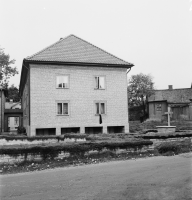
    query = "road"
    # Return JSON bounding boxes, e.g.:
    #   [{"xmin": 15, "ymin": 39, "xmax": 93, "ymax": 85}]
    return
[{"xmin": 1, "ymin": 154, "xmax": 192, "ymax": 200}]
